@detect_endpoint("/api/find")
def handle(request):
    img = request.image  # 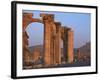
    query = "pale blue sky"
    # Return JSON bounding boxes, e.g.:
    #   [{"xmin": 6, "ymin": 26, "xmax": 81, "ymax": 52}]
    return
[{"xmin": 24, "ymin": 10, "xmax": 91, "ymax": 48}]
